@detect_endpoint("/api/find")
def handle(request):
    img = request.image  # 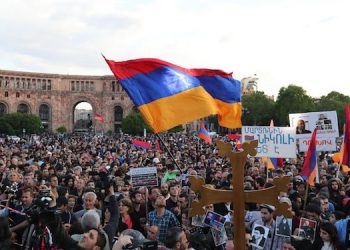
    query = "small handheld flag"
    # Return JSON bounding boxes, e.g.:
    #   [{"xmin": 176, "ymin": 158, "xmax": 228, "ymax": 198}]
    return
[
  {"xmin": 132, "ymin": 140, "xmax": 151, "ymax": 149},
  {"xmin": 198, "ymin": 124, "xmax": 212, "ymax": 144},
  {"xmin": 95, "ymin": 113, "xmax": 105, "ymax": 122}
]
